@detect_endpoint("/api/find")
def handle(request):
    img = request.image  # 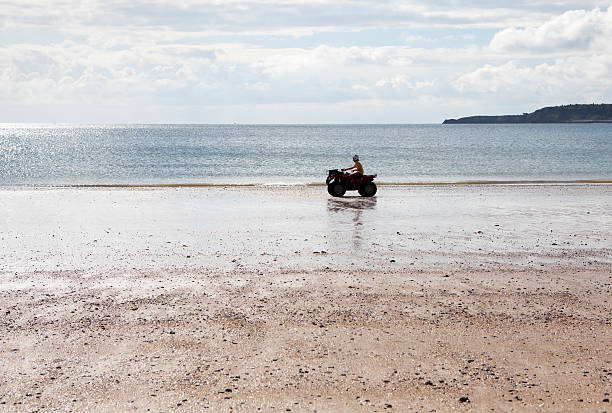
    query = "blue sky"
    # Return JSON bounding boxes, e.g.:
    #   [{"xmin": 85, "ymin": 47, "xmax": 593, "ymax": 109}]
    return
[{"xmin": 1, "ymin": 1, "xmax": 611, "ymax": 123}]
